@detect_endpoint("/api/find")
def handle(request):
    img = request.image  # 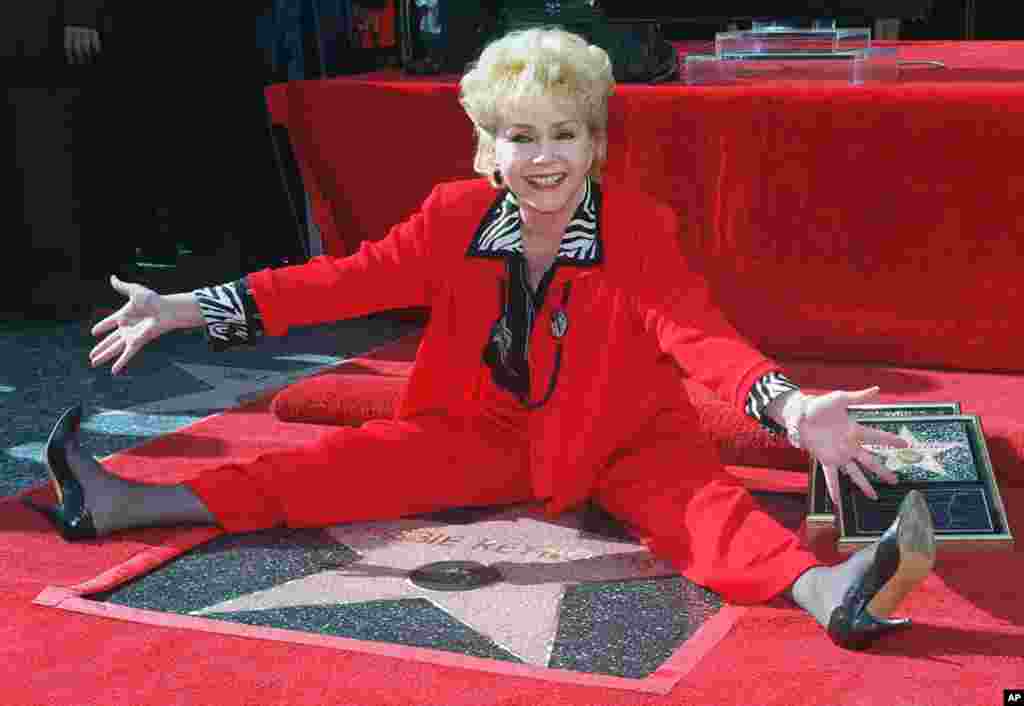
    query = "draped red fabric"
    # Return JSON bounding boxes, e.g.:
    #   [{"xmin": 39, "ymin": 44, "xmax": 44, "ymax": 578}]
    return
[{"xmin": 265, "ymin": 41, "xmax": 1024, "ymax": 374}]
